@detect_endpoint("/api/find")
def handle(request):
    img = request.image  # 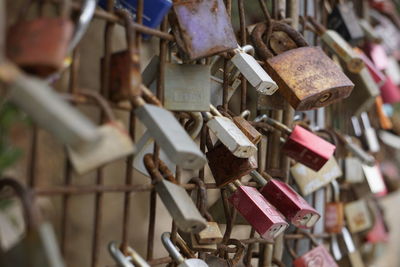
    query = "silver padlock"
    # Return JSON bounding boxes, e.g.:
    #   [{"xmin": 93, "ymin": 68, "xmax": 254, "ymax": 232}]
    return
[
  {"xmin": 108, "ymin": 241, "xmax": 149, "ymax": 267},
  {"xmin": 144, "ymin": 154, "xmax": 206, "ymax": 233},
  {"xmin": 161, "ymin": 232, "xmax": 208, "ymax": 267},
  {"xmin": 360, "ymin": 112, "xmax": 380, "ymax": 153},
  {"xmin": 361, "ymin": 164, "xmax": 387, "ymax": 196},
  {"xmin": 231, "ymin": 45, "xmax": 278, "ymax": 95},
  {"xmin": 203, "ymin": 105, "xmax": 257, "ymax": 158},
  {"xmin": 344, "ymin": 157, "xmax": 365, "ymax": 183},
  {"xmin": 164, "ymin": 63, "xmax": 210, "ymax": 111}
]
